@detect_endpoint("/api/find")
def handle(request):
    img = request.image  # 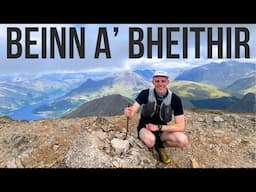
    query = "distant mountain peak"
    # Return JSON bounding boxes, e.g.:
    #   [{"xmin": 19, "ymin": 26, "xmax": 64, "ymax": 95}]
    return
[
  {"xmin": 65, "ymin": 94, "xmax": 134, "ymax": 118},
  {"xmin": 230, "ymin": 92, "xmax": 256, "ymax": 112}
]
